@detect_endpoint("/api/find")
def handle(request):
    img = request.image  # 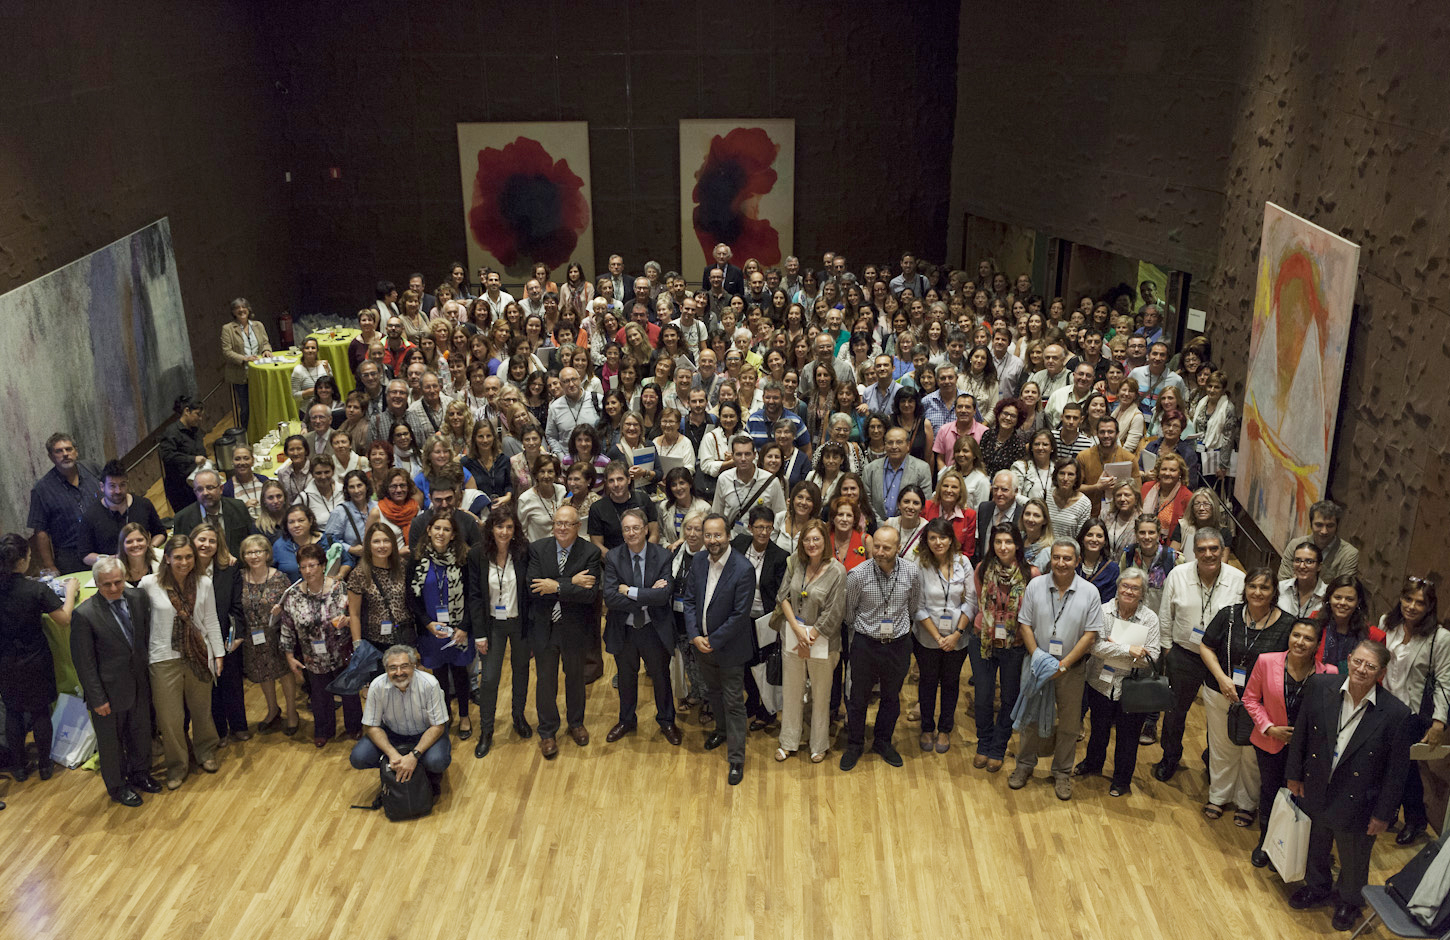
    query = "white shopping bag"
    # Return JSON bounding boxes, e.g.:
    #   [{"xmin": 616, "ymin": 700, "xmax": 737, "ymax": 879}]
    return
[
  {"xmin": 1265, "ymin": 787, "xmax": 1311, "ymax": 883},
  {"xmin": 50, "ymin": 693, "xmax": 97, "ymax": 769}
]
